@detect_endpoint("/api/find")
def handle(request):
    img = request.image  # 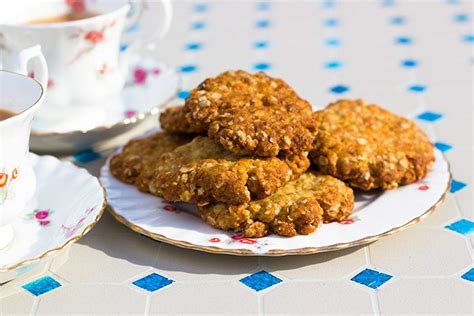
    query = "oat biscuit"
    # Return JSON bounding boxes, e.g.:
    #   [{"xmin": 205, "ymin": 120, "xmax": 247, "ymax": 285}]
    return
[
  {"xmin": 199, "ymin": 173, "xmax": 354, "ymax": 237},
  {"xmin": 184, "ymin": 70, "xmax": 318, "ymax": 156},
  {"xmin": 310, "ymin": 99, "xmax": 435, "ymax": 190},
  {"xmin": 159, "ymin": 105, "xmax": 206, "ymax": 134},
  {"xmin": 109, "ymin": 132, "xmax": 192, "ymax": 192},
  {"xmin": 149, "ymin": 136, "xmax": 310, "ymax": 205}
]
